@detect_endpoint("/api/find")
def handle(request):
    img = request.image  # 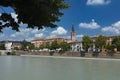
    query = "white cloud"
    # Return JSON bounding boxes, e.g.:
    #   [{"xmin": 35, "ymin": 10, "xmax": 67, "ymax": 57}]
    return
[
  {"xmin": 32, "ymin": 29, "xmax": 39, "ymax": 33},
  {"xmin": 35, "ymin": 33, "xmax": 44, "ymax": 38},
  {"xmin": 60, "ymin": 35, "xmax": 70, "ymax": 39},
  {"xmin": 51, "ymin": 27, "xmax": 67, "ymax": 35},
  {"xmin": 48, "ymin": 35, "xmax": 57, "ymax": 38},
  {"xmin": 79, "ymin": 19, "xmax": 100, "ymax": 29},
  {"xmin": 113, "ymin": 21, "xmax": 120, "ymax": 28},
  {"xmin": 10, "ymin": 28, "xmax": 32, "ymax": 40},
  {"xmin": 87, "ymin": 0, "xmax": 111, "ymax": 5},
  {"xmin": 102, "ymin": 21, "xmax": 120, "ymax": 35},
  {"xmin": 9, "ymin": 28, "xmax": 46, "ymax": 41},
  {"xmin": 76, "ymin": 34, "xmax": 84, "ymax": 40},
  {"xmin": 20, "ymin": 28, "xmax": 32, "ymax": 33},
  {"xmin": 0, "ymin": 34, "xmax": 6, "ymax": 41},
  {"xmin": 0, "ymin": 26, "xmax": 68, "ymax": 41},
  {"xmin": 11, "ymin": 34, "xmax": 16, "ymax": 37},
  {"xmin": 26, "ymin": 37, "xmax": 34, "ymax": 41},
  {"xmin": 32, "ymin": 28, "xmax": 46, "ymax": 33},
  {"xmin": 76, "ymin": 34, "xmax": 84, "ymax": 38},
  {"xmin": 11, "ymin": 13, "xmax": 18, "ymax": 22}
]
